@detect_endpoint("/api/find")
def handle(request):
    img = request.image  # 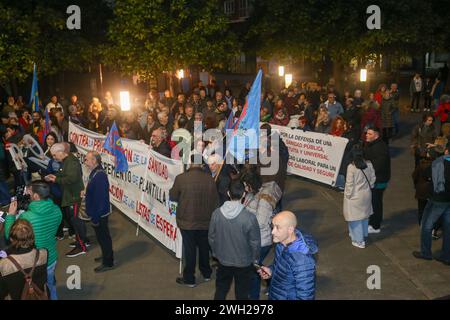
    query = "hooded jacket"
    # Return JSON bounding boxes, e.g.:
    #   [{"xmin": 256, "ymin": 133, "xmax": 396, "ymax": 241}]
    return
[
  {"xmin": 4, "ymin": 199, "xmax": 62, "ymax": 266},
  {"xmin": 269, "ymin": 229, "xmax": 318, "ymax": 300},
  {"xmin": 244, "ymin": 181, "xmax": 282, "ymax": 247},
  {"xmin": 208, "ymin": 201, "xmax": 261, "ymax": 268}
]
